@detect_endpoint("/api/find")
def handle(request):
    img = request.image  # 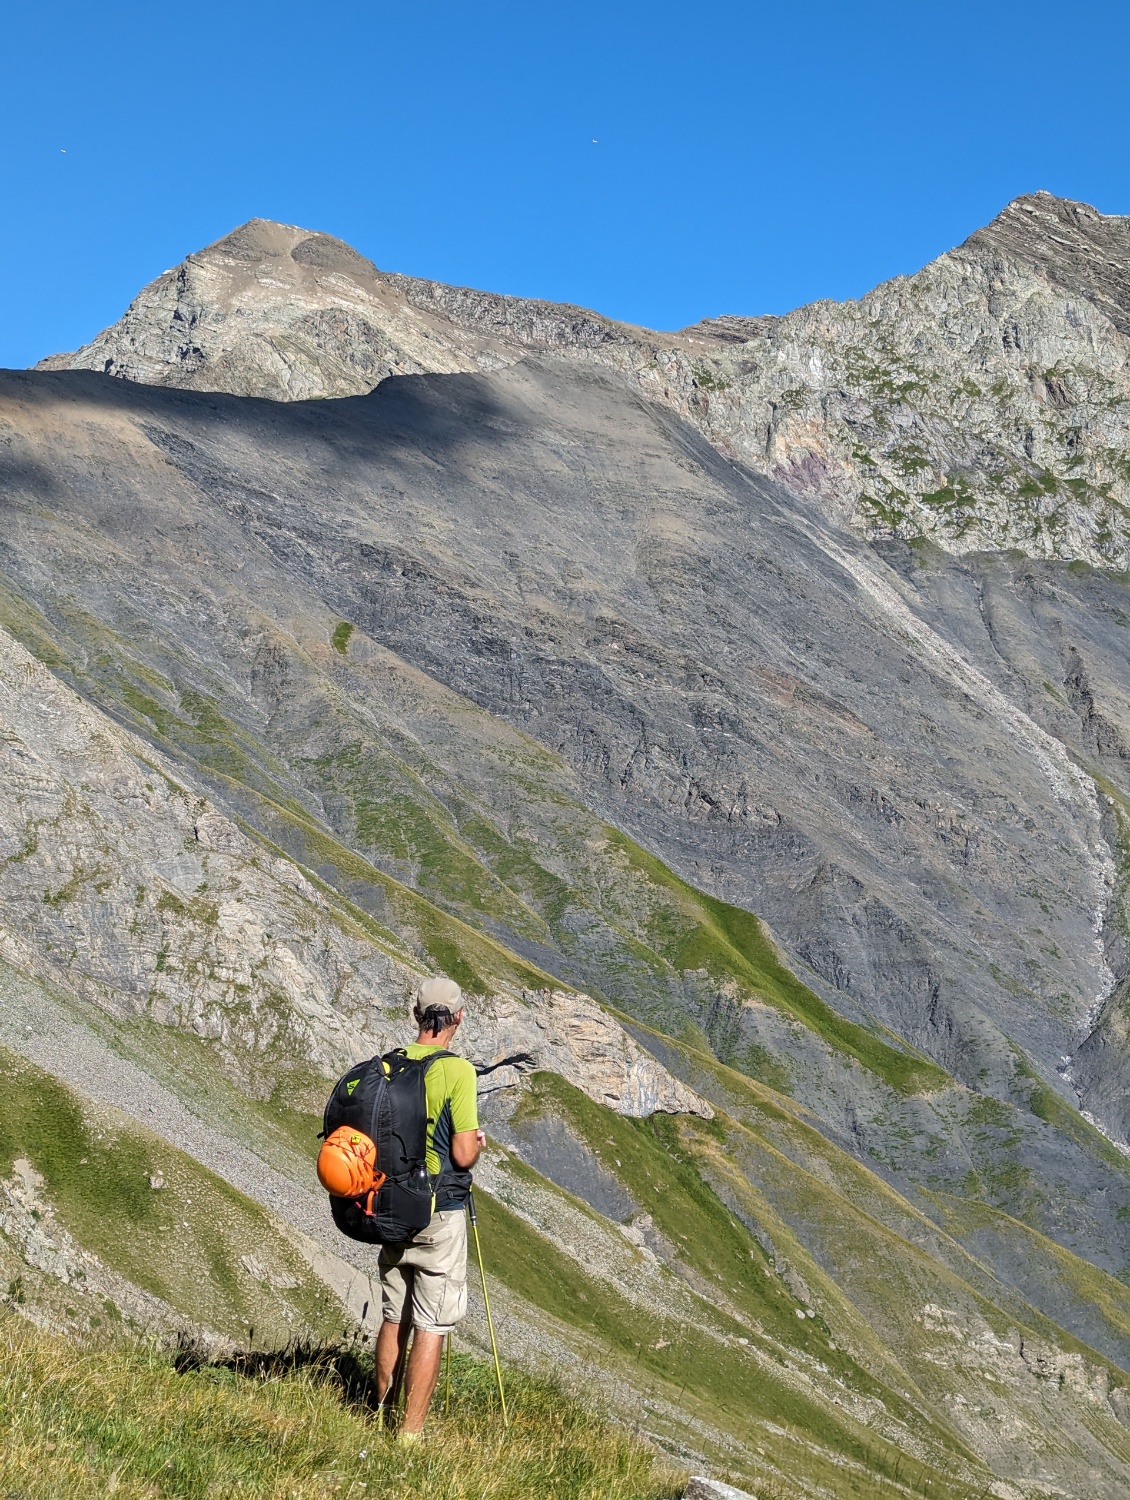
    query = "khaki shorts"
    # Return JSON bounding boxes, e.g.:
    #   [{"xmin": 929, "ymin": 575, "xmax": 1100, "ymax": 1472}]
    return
[{"xmin": 378, "ymin": 1208, "xmax": 468, "ymax": 1335}]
